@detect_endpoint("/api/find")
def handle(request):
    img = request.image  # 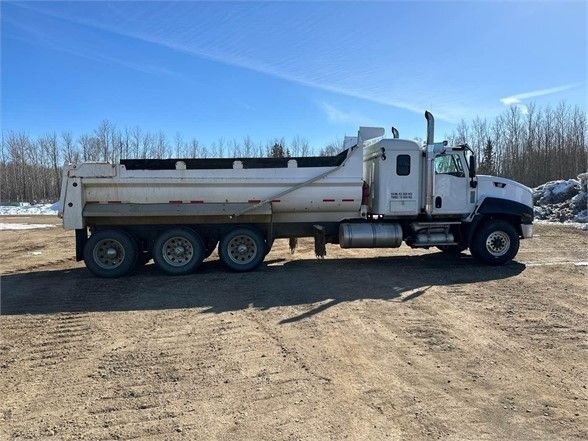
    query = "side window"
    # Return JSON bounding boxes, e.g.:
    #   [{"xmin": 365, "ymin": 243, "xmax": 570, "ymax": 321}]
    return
[
  {"xmin": 396, "ymin": 154, "xmax": 411, "ymax": 176},
  {"xmin": 434, "ymin": 154, "xmax": 465, "ymax": 177}
]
